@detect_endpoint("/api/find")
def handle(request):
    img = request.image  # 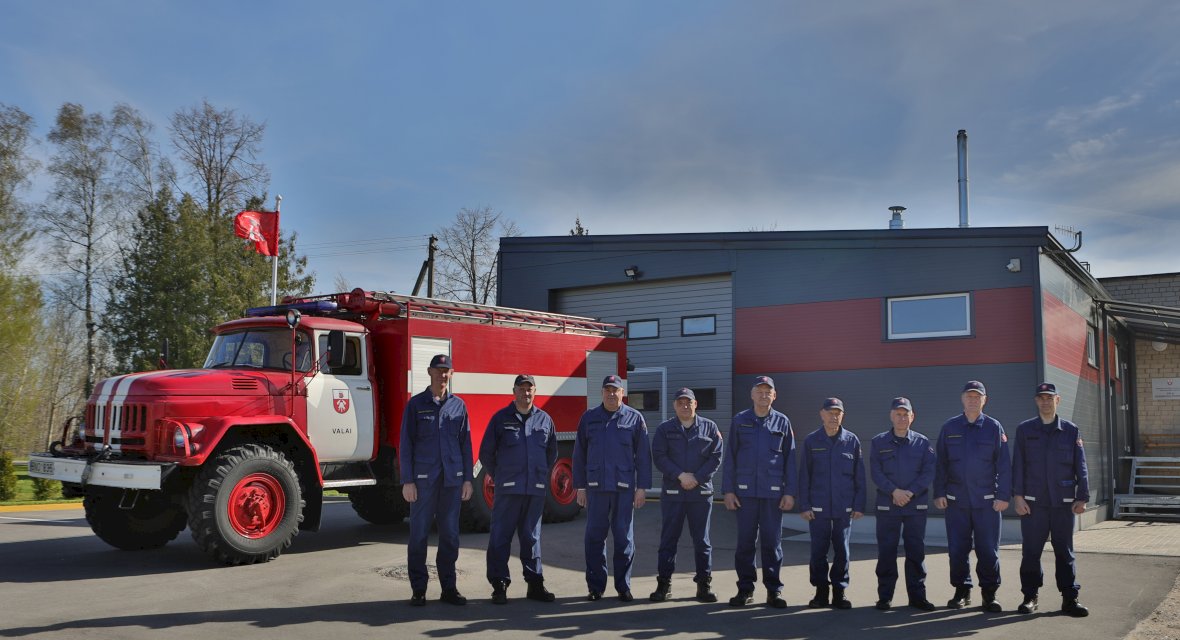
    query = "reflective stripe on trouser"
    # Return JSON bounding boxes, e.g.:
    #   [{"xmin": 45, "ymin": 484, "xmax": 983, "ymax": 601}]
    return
[
  {"xmin": 734, "ymin": 497, "xmax": 784, "ymax": 593},
  {"xmin": 1019, "ymin": 506, "xmax": 1079, "ymax": 599},
  {"xmin": 657, "ymin": 499, "xmax": 713, "ymax": 581},
  {"xmin": 944, "ymin": 504, "xmax": 1002, "ymax": 588},
  {"xmin": 809, "ymin": 516, "xmax": 853, "ymax": 589},
  {"xmin": 486, "ymin": 493, "xmax": 546, "ymax": 585},
  {"xmin": 875, "ymin": 513, "xmax": 928, "ymax": 601},
  {"xmin": 408, "ymin": 482, "xmax": 462, "ymax": 592},
  {"xmin": 584, "ymin": 490, "xmax": 636, "ymax": 594}
]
